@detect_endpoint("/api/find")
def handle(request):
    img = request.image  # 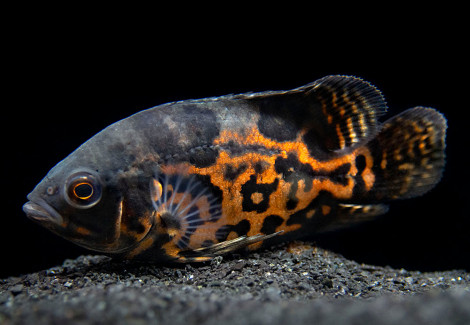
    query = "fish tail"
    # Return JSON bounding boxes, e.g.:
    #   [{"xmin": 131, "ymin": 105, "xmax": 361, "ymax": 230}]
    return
[{"xmin": 365, "ymin": 106, "xmax": 447, "ymax": 201}]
